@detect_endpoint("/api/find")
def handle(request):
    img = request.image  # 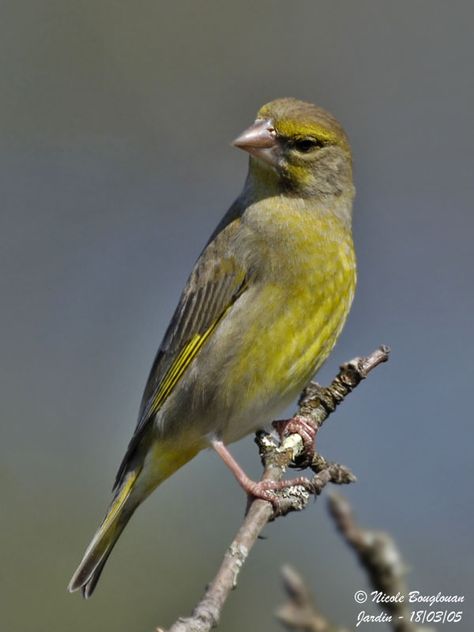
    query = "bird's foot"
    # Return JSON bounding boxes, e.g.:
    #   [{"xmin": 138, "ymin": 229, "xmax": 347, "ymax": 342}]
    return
[
  {"xmin": 211, "ymin": 438, "xmax": 314, "ymax": 511},
  {"xmin": 272, "ymin": 415, "xmax": 316, "ymax": 467},
  {"xmin": 240, "ymin": 475, "xmax": 315, "ymax": 509}
]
